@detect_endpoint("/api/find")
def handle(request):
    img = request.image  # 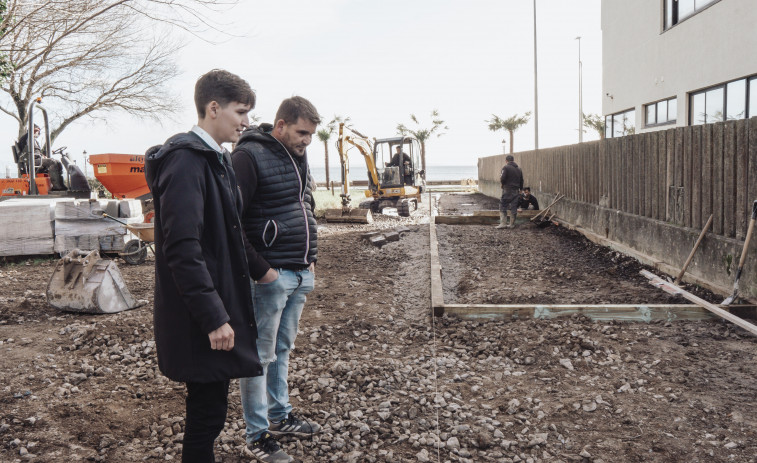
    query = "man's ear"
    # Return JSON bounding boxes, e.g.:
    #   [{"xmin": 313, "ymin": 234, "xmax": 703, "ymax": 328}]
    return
[
  {"xmin": 207, "ymin": 101, "xmax": 219, "ymax": 119},
  {"xmin": 273, "ymin": 119, "xmax": 286, "ymax": 135}
]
